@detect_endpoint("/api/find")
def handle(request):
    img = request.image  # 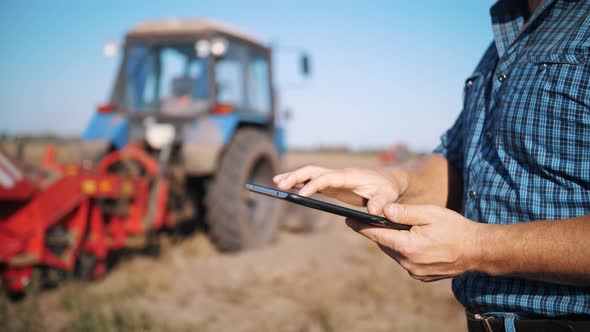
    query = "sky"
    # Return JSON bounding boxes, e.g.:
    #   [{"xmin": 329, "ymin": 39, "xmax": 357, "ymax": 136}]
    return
[{"xmin": 0, "ymin": 0, "xmax": 497, "ymax": 151}]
